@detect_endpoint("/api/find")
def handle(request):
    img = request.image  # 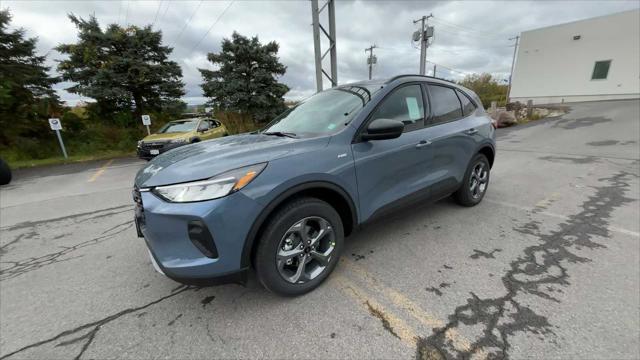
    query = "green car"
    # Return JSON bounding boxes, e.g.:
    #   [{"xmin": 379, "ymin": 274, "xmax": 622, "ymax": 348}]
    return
[{"xmin": 137, "ymin": 117, "xmax": 228, "ymax": 159}]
